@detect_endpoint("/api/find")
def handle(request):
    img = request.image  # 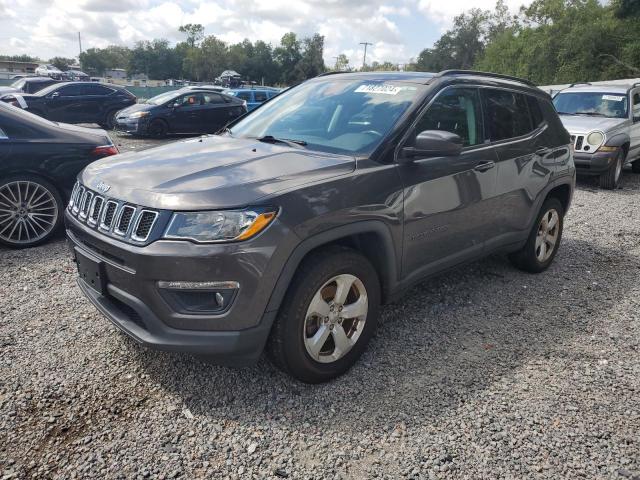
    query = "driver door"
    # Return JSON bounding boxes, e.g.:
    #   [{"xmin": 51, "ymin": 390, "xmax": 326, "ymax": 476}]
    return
[
  {"xmin": 398, "ymin": 87, "xmax": 499, "ymax": 282},
  {"xmin": 170, "ymin": 93, "xmax": 205, "ymax": 133},
  {"xmin": 629, "ymin": 89, "xmax": 640, "ymax": 161}
]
